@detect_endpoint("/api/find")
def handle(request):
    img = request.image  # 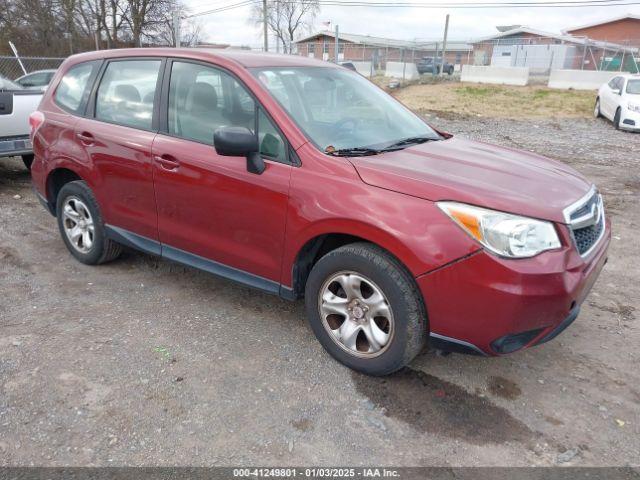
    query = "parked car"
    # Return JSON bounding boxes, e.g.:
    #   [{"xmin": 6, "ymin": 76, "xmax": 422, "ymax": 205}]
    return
[
  {"xmin": 15, "ymin": 69, "xmax": 57, "ymax": 91},
  {"xmin": 595, "ymin": 73, "xmax": 640, "ymax": 131},
  {"xmin": 30, "ymin": 49, "xmax": 610, "ymax": 375},
  {"xmin": 0, "ymin": 74, "xmax": 44, "ymax": 169},
  {"xmin": 416, "ymin": 57, "xmax": 454, "ymax": 75},
  {"xmin": 339, "ymin": 62, "xmax": 357, "ymax": 72}
]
